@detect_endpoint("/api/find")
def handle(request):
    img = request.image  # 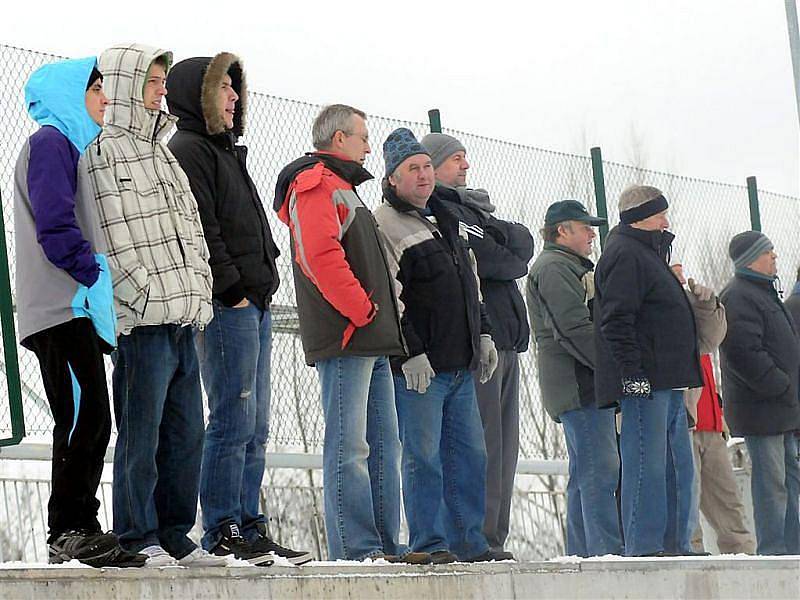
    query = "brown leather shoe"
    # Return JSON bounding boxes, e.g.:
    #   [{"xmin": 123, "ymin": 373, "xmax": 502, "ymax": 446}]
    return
[
  {"xmin": 399, "ymin": 551, "xmax": 432, "ymax": 565},
  {"xmin": 430, "ymin": 550, "xmax": 458, "ymax": 564}
]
